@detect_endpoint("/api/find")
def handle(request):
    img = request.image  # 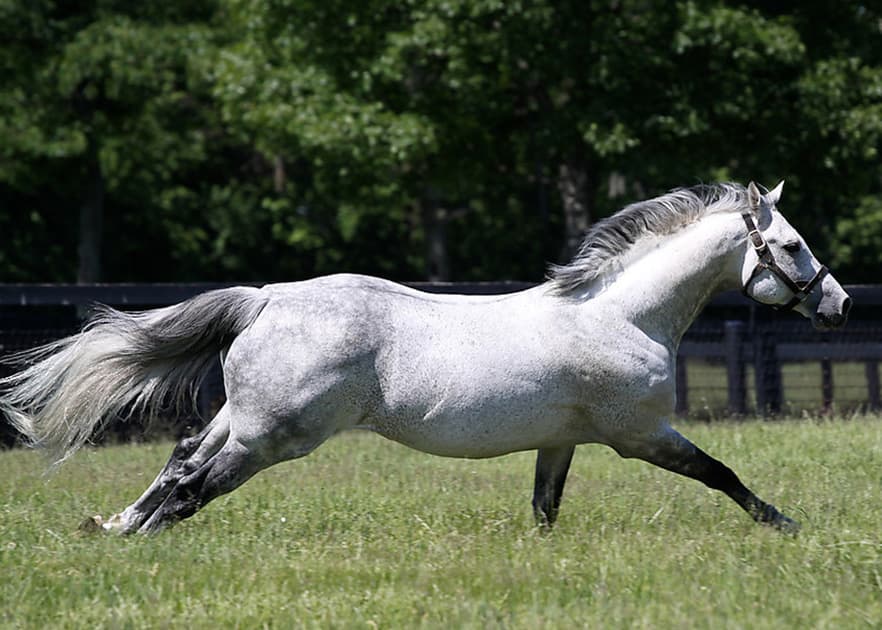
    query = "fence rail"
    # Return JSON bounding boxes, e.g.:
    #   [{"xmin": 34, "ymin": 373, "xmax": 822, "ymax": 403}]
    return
[{"xmin": 677, "ymin": 320, "xmax": 882, "ymax": 416}]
